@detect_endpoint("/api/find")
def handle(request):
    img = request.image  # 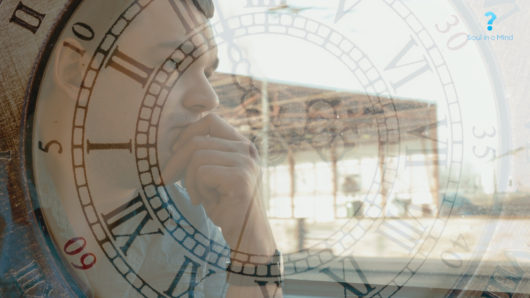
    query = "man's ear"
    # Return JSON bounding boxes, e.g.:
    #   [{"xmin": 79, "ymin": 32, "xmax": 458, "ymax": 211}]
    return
[{"xmin": 53, "ymin": 38, "xmax": 86, "ymax": 99}]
